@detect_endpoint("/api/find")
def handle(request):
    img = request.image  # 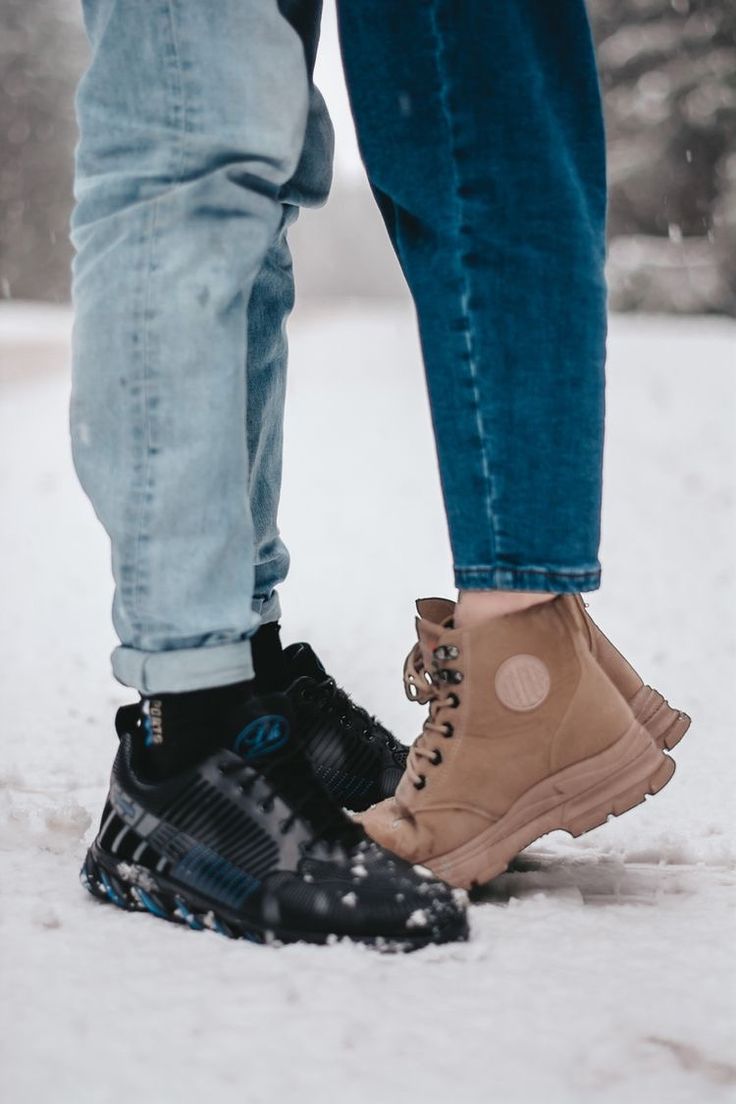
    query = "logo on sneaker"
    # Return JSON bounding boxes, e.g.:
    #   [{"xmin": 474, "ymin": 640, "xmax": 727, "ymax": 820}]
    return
[
  {"xmin": 234, "ymin": 716, "xmax": 289, "ymax": 760},
  {"xmin": 494, "ymin": 654, "xmax": 551, "ymax": 712}
]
